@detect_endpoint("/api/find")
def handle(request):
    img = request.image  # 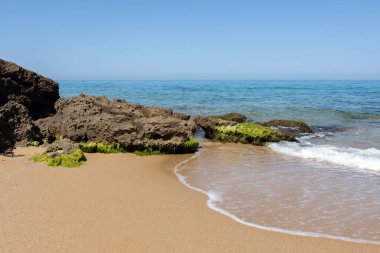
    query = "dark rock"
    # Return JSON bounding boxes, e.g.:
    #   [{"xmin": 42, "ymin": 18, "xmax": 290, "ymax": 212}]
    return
[
  {"xmin": 0, "ymin": 101, "xmax": 42, "ymax": 154},
  {"xmin": 35, "ymin": 94, "xmax": 197, "ymax": 153},
  {"xmin": 0, "ymin": 59, "xmax": 59, "ymax": 119},
  {"xmin": 261, "ymin": 119, "xmax": 313, "ymax": 134}
]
